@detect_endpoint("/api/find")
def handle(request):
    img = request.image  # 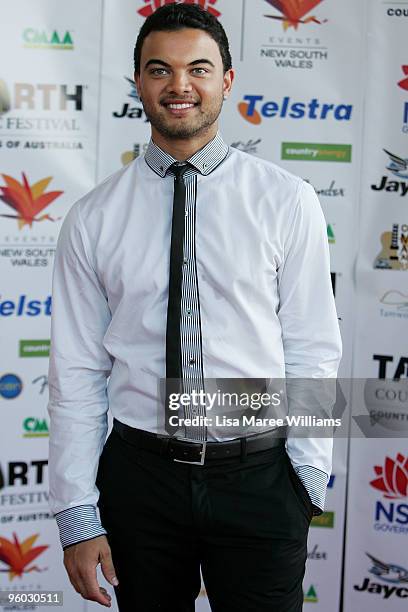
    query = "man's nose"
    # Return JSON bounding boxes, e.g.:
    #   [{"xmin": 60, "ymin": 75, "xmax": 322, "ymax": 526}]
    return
[{"xmin": 166, "ymin": 71, "xmax": 193, "ymax": 95}]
